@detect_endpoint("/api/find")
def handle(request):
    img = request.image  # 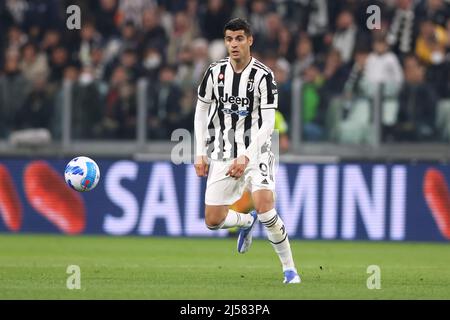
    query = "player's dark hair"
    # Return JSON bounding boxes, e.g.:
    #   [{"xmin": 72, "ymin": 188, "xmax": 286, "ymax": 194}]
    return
[{"xmin": 223, "ymin": 18, "xmax": 252, "ymax": 36}]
